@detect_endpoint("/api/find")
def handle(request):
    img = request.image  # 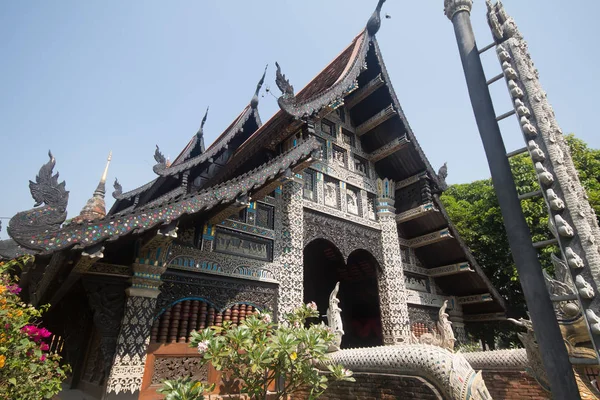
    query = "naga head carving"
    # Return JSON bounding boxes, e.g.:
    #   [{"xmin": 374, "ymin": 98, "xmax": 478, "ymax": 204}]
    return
[
  {"xmin": 29, "ymin": 151, "xmax": 69, "ymax": 211},
  {"xmin": 275, "ymin": 62, "xmax": 294, "ymax": 100}
]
